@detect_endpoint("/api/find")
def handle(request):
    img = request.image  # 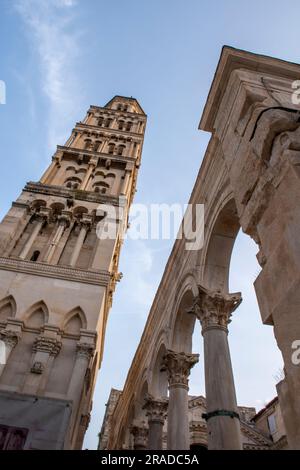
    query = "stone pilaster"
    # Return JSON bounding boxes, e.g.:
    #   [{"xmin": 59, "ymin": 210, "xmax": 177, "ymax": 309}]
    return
[{"xmin": 69, "ymin": 215, "xmax": 93, "ymax": 268}]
